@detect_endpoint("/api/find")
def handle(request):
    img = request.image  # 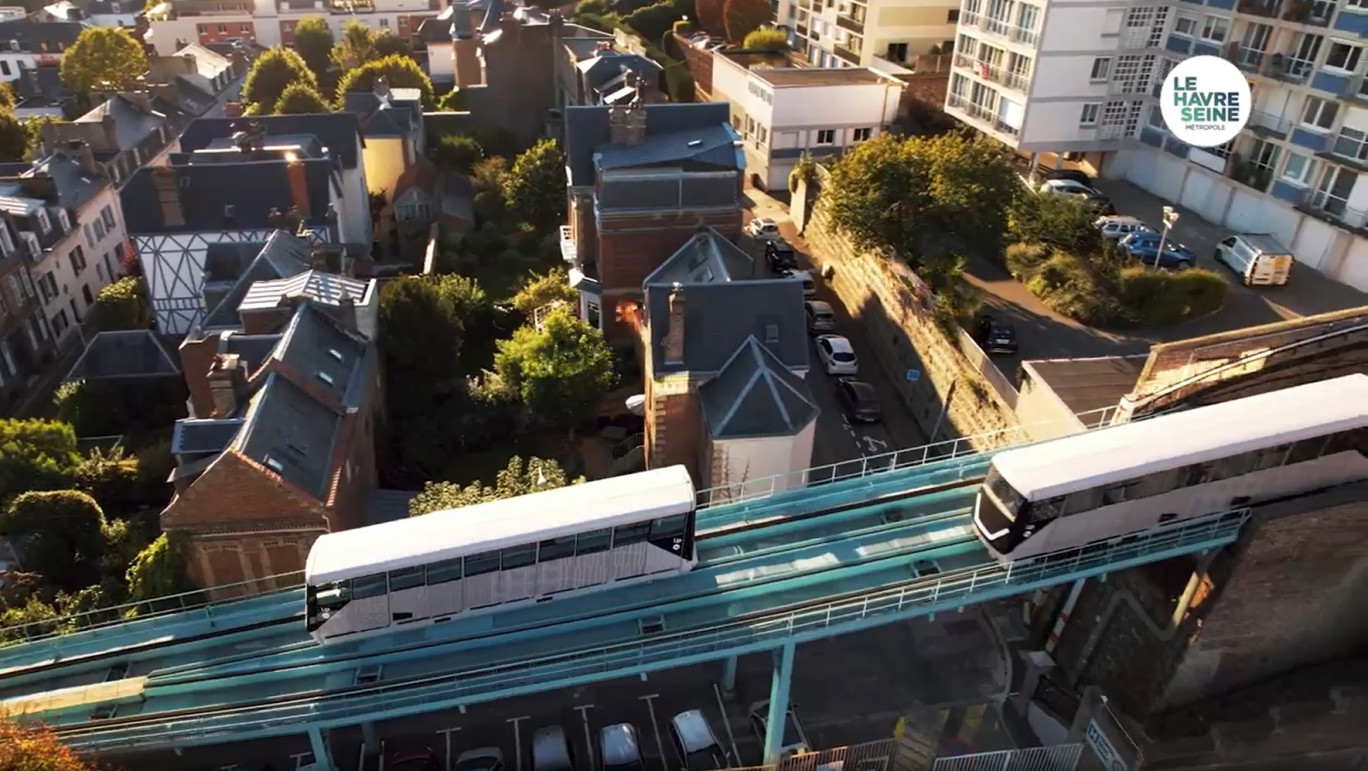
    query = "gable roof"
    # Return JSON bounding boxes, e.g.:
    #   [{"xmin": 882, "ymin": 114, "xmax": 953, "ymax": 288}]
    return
[
  {"xmin": 564, "ymin": 102, "xmax": 733, "ymax": 186},
  {"xmin": 177, "ymin": 115, "xmax": 365, "ymax": 170},
  {"xmin": 266, "ymin": 304, "xmax": 369, "ymax": 409},
  {"xmin": 643, "ymin": 226, "xmax": 756, "ymax": 285},
  {"xmin": 76, "ymin": 94, "xmax": 169, "ymax": 151},
  {"xmin": 202, "ymin": 230, "xmax": 314, "ymax": 329},
  {"xmin": 64, "ymin": 331, "xmax": 181, "ymax": 381},
  {"xmin": 700, "ymin": 336, "xmax": 817, "ymax": 440},
  {"xmin": 594, "ymin": 122, "xmax": 741, "ymax": 174},
  {"xmin": 646, "ymin": 279, "xmax": 807, "ymax": 377}
]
